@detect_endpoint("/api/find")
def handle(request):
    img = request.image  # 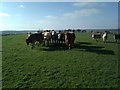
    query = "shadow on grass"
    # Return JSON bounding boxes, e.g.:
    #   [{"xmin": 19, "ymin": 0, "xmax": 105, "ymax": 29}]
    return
[
  {"xmin": 78, "ymin": 42, "xmax": 92, "ymax": 45},
  {"xmin": 106, "ymin": 41, "xmax": 120, "ymax": 44},
  {"xmin": 39, "ymin": 43, "xmax": 68, "ymax": 51},
  {"xmin": 75, "ymin": 42, "xmax": 115, "ymax": 55},
  {"xmin": 38, "ymin": 41, "xmax": 115, "ymax": 55}
]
